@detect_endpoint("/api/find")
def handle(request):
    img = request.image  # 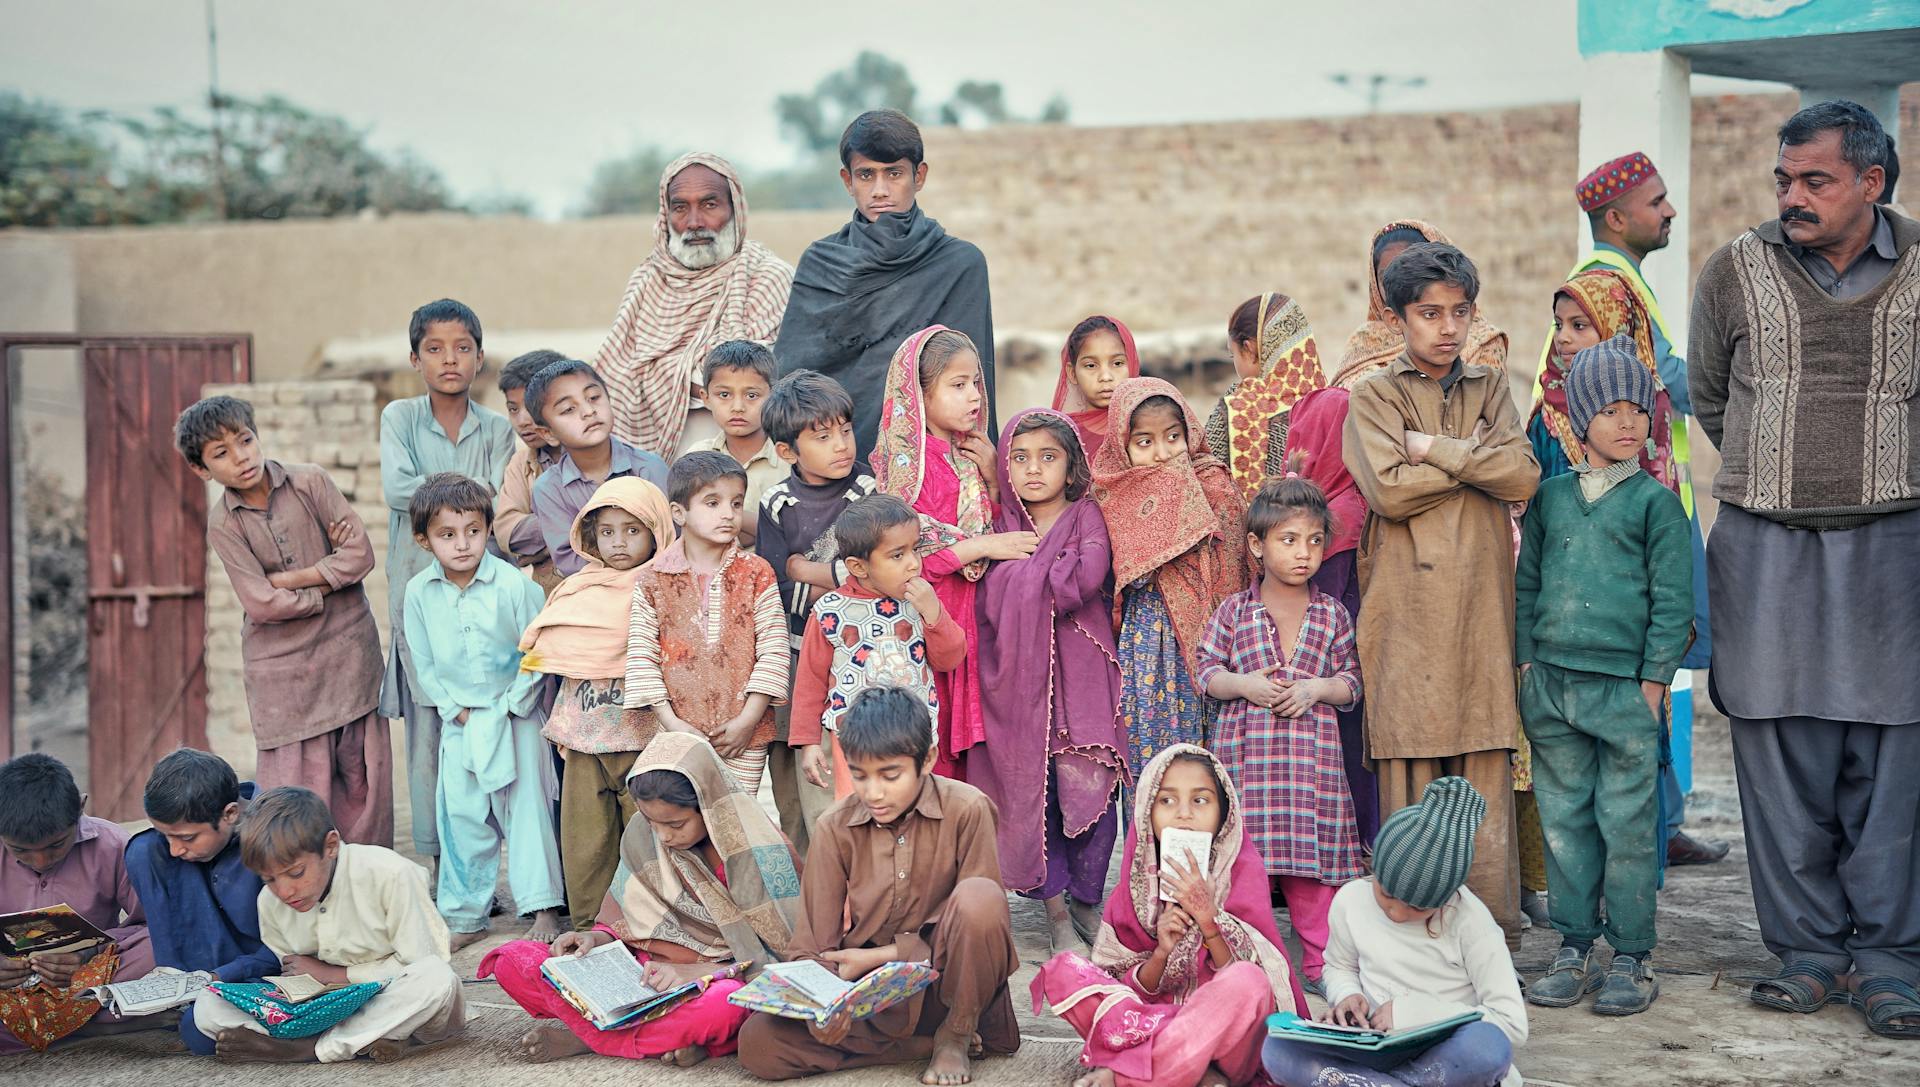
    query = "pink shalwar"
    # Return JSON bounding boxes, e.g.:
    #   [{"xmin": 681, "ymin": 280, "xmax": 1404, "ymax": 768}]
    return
[{"xmin": 478, "ymin": 938, "xmax": 749, "ymax": 1059}]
